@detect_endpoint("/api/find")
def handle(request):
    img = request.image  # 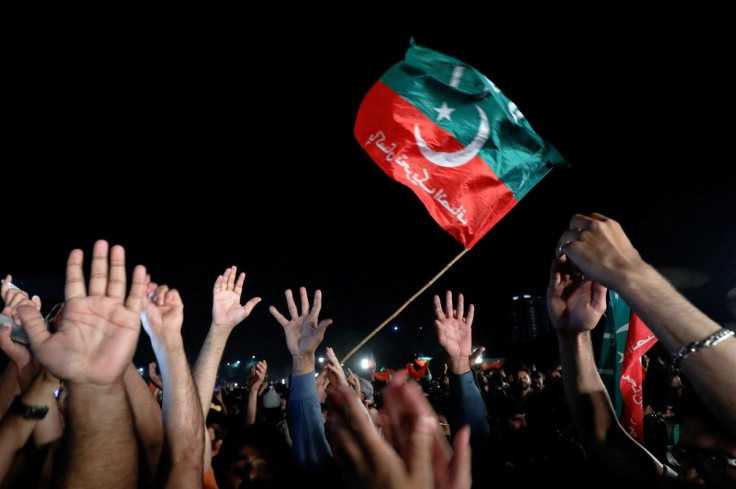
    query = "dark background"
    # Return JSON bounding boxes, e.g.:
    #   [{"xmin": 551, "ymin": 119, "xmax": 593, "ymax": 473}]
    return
[{"xmin": 3, "ymin": 16, "xmax": 734, "ymax": 384}]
